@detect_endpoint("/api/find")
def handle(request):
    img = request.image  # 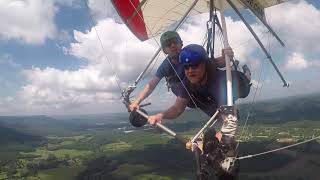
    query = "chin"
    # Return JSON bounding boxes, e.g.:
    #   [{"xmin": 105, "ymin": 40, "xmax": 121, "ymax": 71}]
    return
[
  {"xmin": 169, "ymin": 54, "xmax": 178, "ymax": 59},
  {"xmin": 188, "ymin": 78, "xmax": 200, "ymax": 84}
]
